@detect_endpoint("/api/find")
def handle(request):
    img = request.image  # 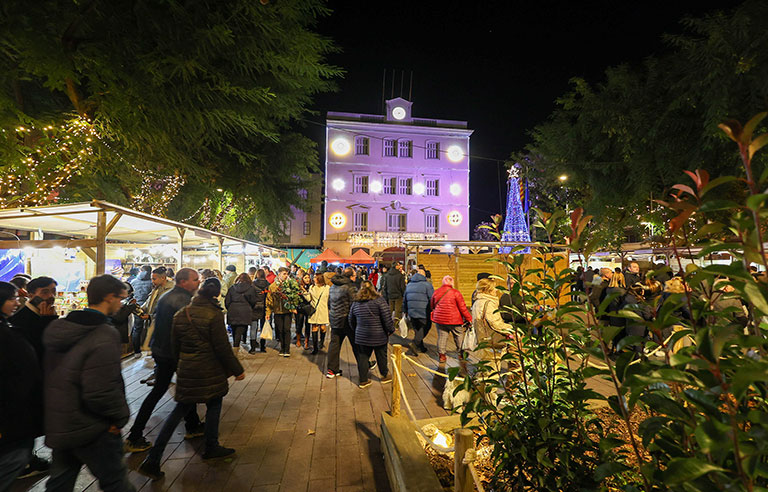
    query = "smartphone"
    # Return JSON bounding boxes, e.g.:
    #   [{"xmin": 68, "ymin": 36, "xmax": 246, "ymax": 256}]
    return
[{"xmin": 30, "ymin": 296, "xmax": 44, "ymax": 307}]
